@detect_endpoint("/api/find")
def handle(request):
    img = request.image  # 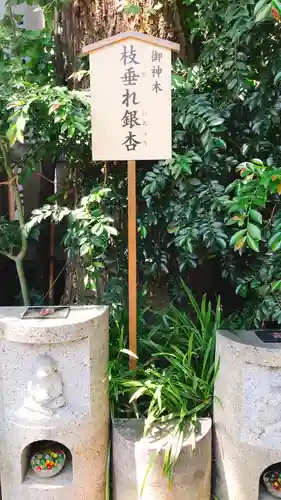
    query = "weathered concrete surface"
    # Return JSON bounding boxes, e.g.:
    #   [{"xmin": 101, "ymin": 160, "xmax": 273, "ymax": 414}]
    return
[
  {"xmin": 112, "ymin": 417, "xmax": 212, "ymax": 500},
  {"xmin": 214, "ymin": 330, "xmax": 281, "ymax": 500},
  {"xmin": 0, "ymin": 306, "xmax": 109, "ymax": 500}
]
